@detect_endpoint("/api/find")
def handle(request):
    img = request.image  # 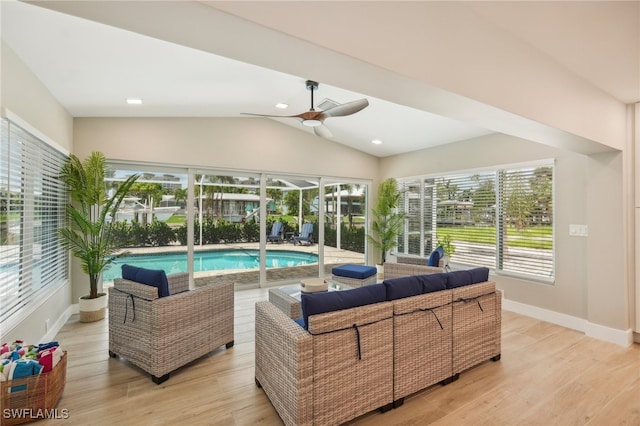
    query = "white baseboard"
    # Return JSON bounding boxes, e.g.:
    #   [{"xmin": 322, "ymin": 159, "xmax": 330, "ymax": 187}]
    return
[
  {"xmin": 585, "ymin": 321, "xmax": 634, "ymax": 347},
  {"xmin": 41, "ymin": 305, "xmax": 74, "ymax": 343},
  {"xmin": 502, "ymin": 298, "xmax": 633, "ymax": 347}
]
